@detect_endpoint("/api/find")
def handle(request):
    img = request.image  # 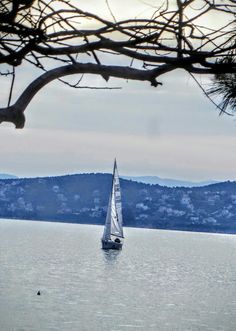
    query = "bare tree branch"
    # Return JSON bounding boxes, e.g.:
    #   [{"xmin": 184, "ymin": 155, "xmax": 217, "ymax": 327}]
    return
[
  {"xmin": 0, "ymin": 0, "xmax": 235, "ymax": 128},
  {"xmin": 7, "ymin": 66, "xmax": 15, "ymax": 107}
]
